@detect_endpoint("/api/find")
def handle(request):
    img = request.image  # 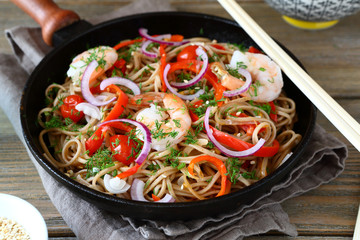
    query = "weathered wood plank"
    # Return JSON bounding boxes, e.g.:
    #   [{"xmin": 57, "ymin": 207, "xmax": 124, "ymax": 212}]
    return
[{"xmin": 246, "ymin": 237, "xmax": 352, "ymax": 240}]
